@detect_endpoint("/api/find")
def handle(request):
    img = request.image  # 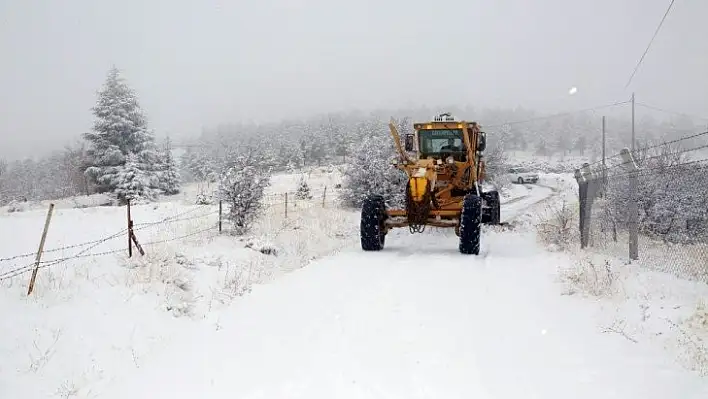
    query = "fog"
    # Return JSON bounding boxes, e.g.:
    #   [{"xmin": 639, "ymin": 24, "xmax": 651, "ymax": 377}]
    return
[{"xmin": 1, "ymin": 0, "xmax": 707, "ymax": 160}]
